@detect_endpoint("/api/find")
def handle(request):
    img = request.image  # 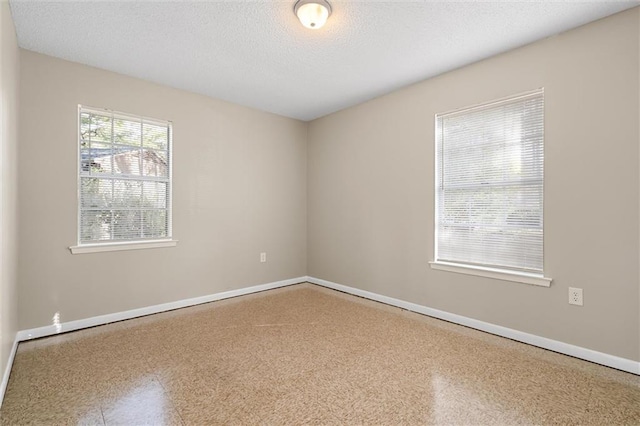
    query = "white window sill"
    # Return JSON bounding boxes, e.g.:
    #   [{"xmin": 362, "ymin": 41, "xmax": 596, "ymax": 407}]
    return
[
  {"xmin": 69, "ymin": 240, "xmax": 178, "ymax": 254},
  {"xmin": 429, "ymin": 261, "xmax": 552, "ymax": 287}
]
